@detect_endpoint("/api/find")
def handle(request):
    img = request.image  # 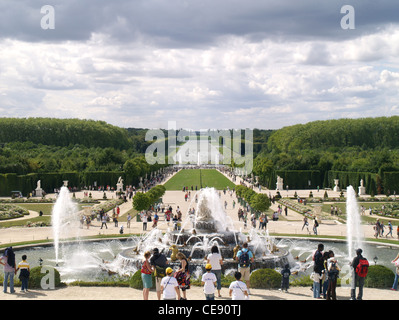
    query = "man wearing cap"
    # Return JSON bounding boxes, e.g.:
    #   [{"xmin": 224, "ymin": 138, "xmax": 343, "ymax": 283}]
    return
[
  {"xmin": 201, "ymin": 264, "xmax": 217, "ymax": 300},
  {"xmin": 160, "ymin": 267, "xmax": 180, "ymax": 300},
  {"xmin": 150, "ymin": 248, "xmax": 169, "ymax": 300}
]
